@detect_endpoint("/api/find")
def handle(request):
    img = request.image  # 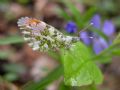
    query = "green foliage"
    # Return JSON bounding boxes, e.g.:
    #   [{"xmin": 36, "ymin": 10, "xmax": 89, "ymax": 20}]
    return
[
  {"xmin": 56, "ymin": 8, "xmax": 71, "ymax": 21},
  {"xmin": 48, "ymin": 51, "xmax": 62, "ymax": 62},
  {"xmin": 4, "ymin": 73, "xmax": 18, "ymax": 82},
  {"xmin": 90, "ymin": 27, "xmax": 109, "ymax": 41},
  {"xmin": 92, "ymin": 33, "xmax": 120, "ymax": 63},
  {"xmin": 59, "ymin": 81, "xmax": 71, "ymax": 90},
  {"xmin": 0, "ymin": 0, "xmax": 9, "ymax": 4},
  {"xmin": 0, "ymin": 35, "xmax": 24, "ymax": 45},
  {"xmin": 17, "ymin": 0, "xmax": 30, "ymax": 5},
  {"xmin": 99, "ymin": 0, "xmax": 116, "ymax": 13},
  {"xmin": 112, "ymin": 48, "xmax": 120, "ymax": 55},
  {"xmin": 23, "ymin": 66, "xmax": 63, "ymax": 90},
  {"xmin": 61, "ymin": 42, "xmax": 103, "ymax": 86},
  {"xmin": 78, "ymin": 0, "xmax": 99, "ymax": 5},
  {"xmin": 77, "ymin": 84, "xmax": 97, "ymax": 90},
  {"xmin": 0, "ymin": 51, "xmax": 11, "ymax": 59},
  {"xmin": 57, "ymin": 0, "xmax": 120, "ymax": 65},
  {"xmin": 61, "ymin": 0, "xmax": 83, "ymax": 28},
  {"xmin": 57, "ymin": 0, "xmax": 96, "ymax": 29},
  {"xmin": 113, "ymin": 16, "xmax": 120, "ymax": 28},
  {"xmin": 3, "ymin": 63, "xmax": 26, "ymax": 74},
  {"xmin": 83, "ymin": 7, "xmax": 97, "ymax": 23},
  {"xmin": 3, "ymin": 64, "xmax": 26, "ymax": 82}
]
